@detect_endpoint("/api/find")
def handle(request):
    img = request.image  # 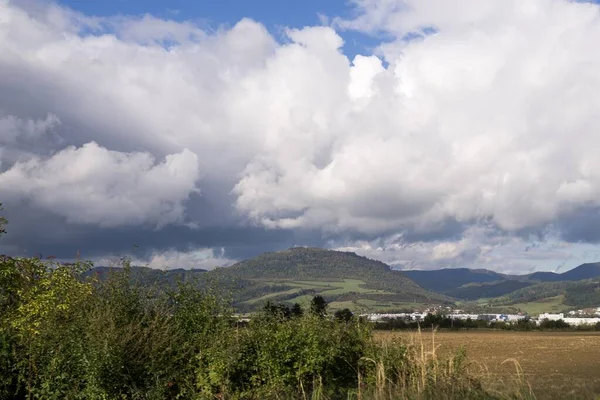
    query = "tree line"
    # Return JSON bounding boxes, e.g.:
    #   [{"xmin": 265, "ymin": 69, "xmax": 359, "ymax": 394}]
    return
[{"xmin": 374, "ymin": 313, "xmax": 600, "ymax": 332}]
